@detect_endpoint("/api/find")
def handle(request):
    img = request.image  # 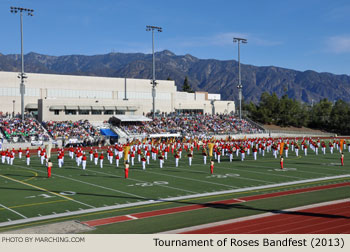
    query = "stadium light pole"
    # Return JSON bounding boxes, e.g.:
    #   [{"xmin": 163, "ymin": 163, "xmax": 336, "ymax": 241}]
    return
[
  {"xmin": 12, "ymin": 100, "xmax": 15, "ymax": 118},
  {"xmin": 146, "ymin": 25, "xmax": 162, "ymax": 120},
  {"xmin": 10, "ymin": 6, "xmax": 34, "ymax": 120},
  {"xmin": 233, "ymin": 37, "xmax": 247, "ymax": 120}
]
